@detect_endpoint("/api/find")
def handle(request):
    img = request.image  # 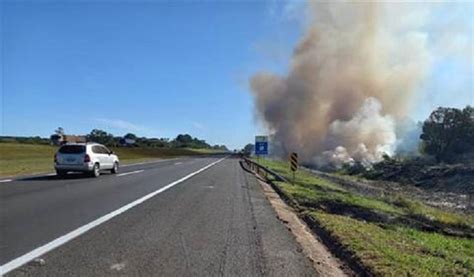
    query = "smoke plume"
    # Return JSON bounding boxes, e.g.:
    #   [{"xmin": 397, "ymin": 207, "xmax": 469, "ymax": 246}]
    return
[{"xmin": 250, "ymin": 2, "xmax": 433, "ymax": 167}]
